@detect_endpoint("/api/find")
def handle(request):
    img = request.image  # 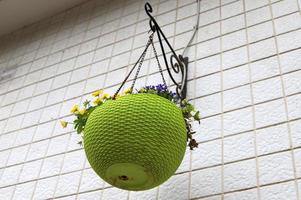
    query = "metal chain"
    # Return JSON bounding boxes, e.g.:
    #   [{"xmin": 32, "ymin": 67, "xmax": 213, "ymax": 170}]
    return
[
  {"xmin": 113, "ymin": 29, "xmax": 170, "ymax": 98},
  {"xmin": 130, "ymin": 32, "xmax": 154, "ymax": 91},
  {"xmin": 113, "ymin": 32, "xmax": 154, "ymax": 99},
  {"xmin": 150, "ymin": 38, "xmax": 167, "ymax": 86}
]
